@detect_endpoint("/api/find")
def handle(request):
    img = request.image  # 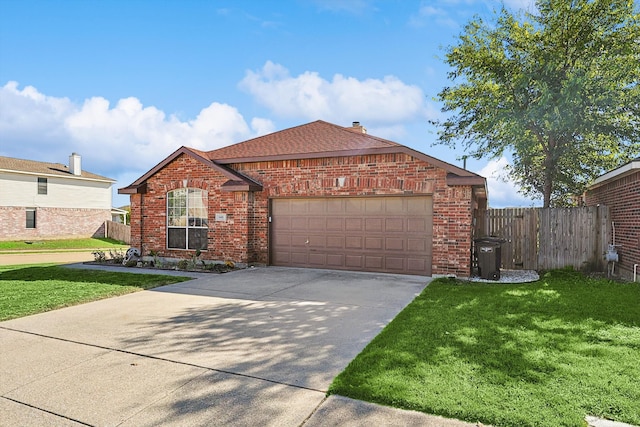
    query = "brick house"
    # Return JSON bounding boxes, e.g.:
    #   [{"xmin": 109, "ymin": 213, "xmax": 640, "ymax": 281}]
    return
[
  {"xmin": 585, "ymin": 157, "xmax": 640, "ymax": 281},
  {"xmin": 0, "ymin": 153, "xmax": 115, "ymax": 240},
  {"xmin": 119, "ymin": 121, "xmax": 487, "ymax": 276}
]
